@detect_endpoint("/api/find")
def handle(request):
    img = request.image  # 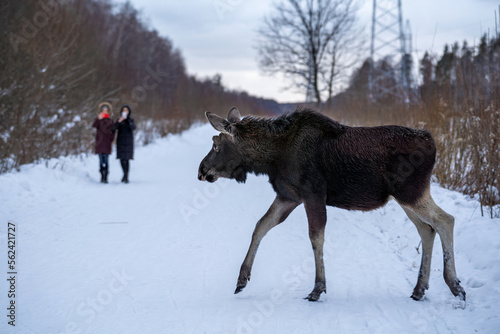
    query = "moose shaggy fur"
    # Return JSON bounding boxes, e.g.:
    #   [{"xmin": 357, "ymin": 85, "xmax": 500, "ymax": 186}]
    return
[{"xmin": 198, "ymin": 107, "xmax": 466, "ymax": 302}]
